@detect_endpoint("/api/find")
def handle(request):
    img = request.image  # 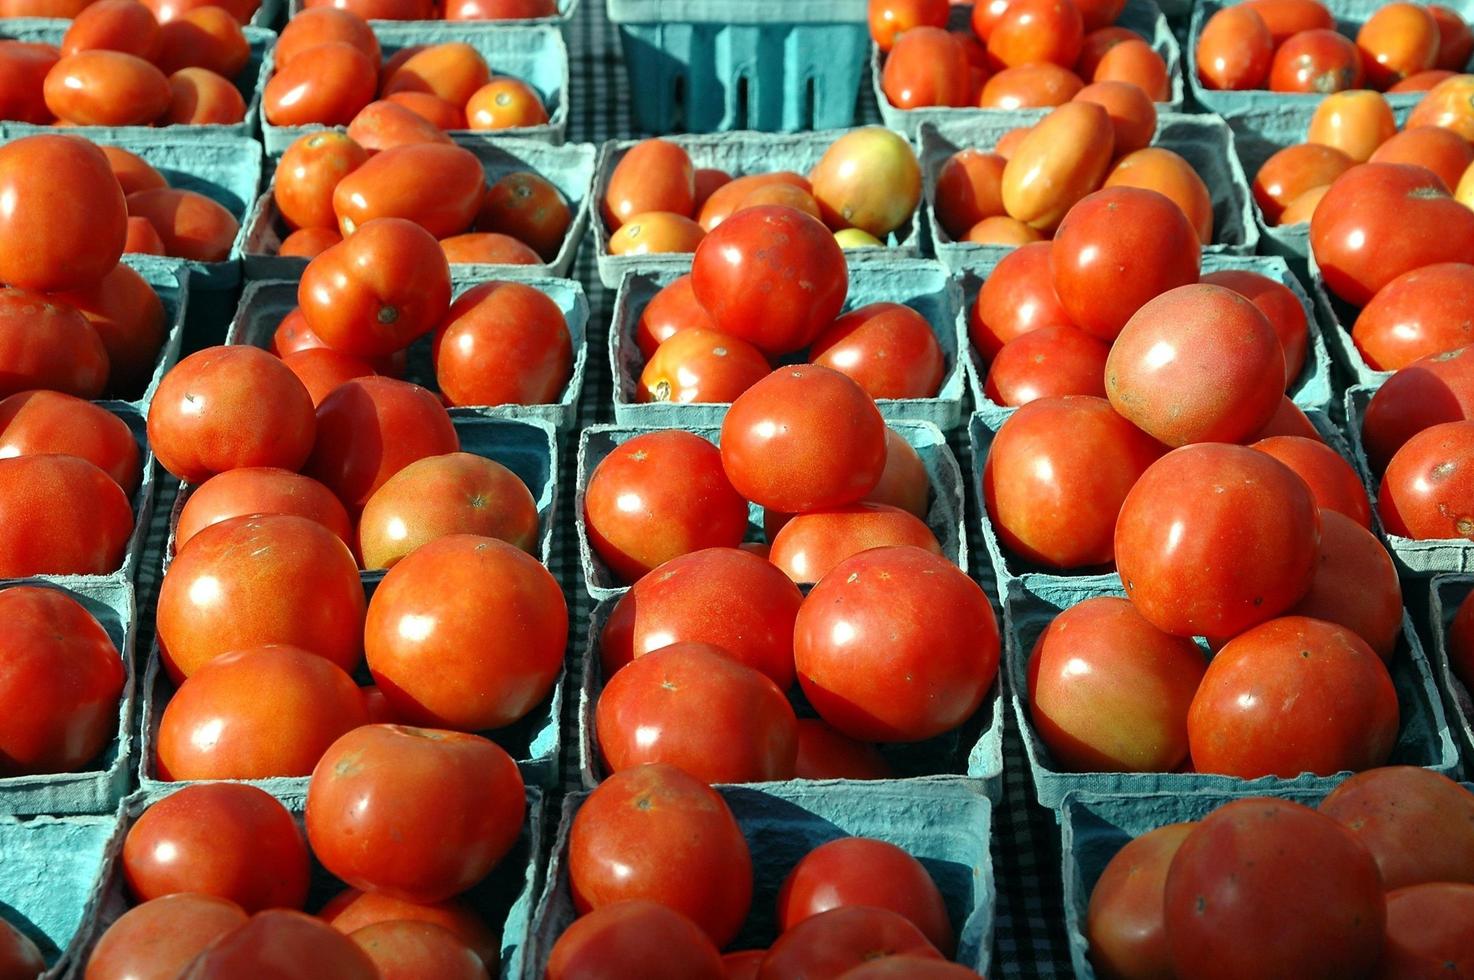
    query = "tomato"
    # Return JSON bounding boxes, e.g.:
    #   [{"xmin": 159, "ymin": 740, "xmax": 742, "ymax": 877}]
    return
[
  {"xmin": 0, "ymin": 391, "xmax": 139, "ymax": 494},
  {"xmin": 1106, "ymin": 284, "xmax": 1284, "ymax": 446},
  {"xmin": 637, "ymin": 327, "xmax": 769, "ymax": 405},
  {"xmin": 1353, "ymin": 262, "xmax": 1474, "ymax": 371},
  {"xmin": 349, "ymin": 922, "xmax": 490, "ymax": 980},
  {"xmin": 983, "ymin": 324, "xmax": 1108, "ymax": 406},
  {"xmin": 0, "ymin": 586, "xmax": 122, "ymax": 776},
  {"xmin": 965, "ymin": 218, "xmax": 1043, "ymax": 247},
  {"xmin": 547, "ymin": 901, "xmax": 724, "ymax": 980},
  {"xmin": 1253, "ymin": 396, "xmax": 1322, "ymax": 441},
  {"xmin": 970, "ymin": 241, "xmax": 1075, "ymax": 358},
  {"xmin": 383, "ymin": 43, "xmax": 490, "ymax": 107},
  {"xmin": 157, "ymin": 514, "xmax": 363, "ymax": 680},
  {"xmin": 1198, "ymin": 269, "xmax": 1308, "ymax": 387},
  {"xmin": 1379, "ymin": 883, "xmax": 1474, "ymax": 977},
  {"xmin": 1390, "ymin": 68, "xmax": 1456, "ymax": 92},
  {"xmin": 633, "ymin": 275, "xmax": 714, "ymax": 358},
  {"xmin": 1163, "ymin": 798, "xmax": 1385, "ymax": 979},
  {"xmin": 431, "ymin": 281, "xmax": 570, "ymax": 406},
  {"xmin": 309, "ymin": 378, "xmax": 459, "ymax": 511},
  {"xmin": 387, "ymin": 91, "xmax": 466, "ymax": 129},
  {"xmin": 882, "ymin": 26, "xmax": 972, "ymax": 108},
  {"xmin": 1242, "ymin": 0, "xmax": 1333, "ymax": 44},
  {"xmin": 164, "ymin": 67, "xmax": 247, "ymax": 124},
  {"xmin": 155, "ymin": 6, "xmax": 248, "ymax": 77},
  {"xmin": 758, "ymin": 907, "xmax": 941, "ymax": 979},
  {"xmin": 982, "ymin": 63, "xmax": 1083, "ymax": 109},
  {"xmin": 95, "ymin": 147, "xmax": 162, "ymax": 200},
  {"xmin": 724, "ymin": 950, "xmax": 767, "ymax": 980},
  {"xmin": 583, "ymin": 431, "xmax": 746, "ymax": 583},
  {"xmin": 1369, "ymin": 126, "xmax": 1474, "ymax": 194},
  {"xmin": 0, "ymin": 42, "xmax": 58, "ymax": 125},
  {"xmin": 0, "ymin": 289, "xmax": 107, "ymax": 400},
  {"xmin": 1281, "ymin": 183, "xmax": 1327, "ymax": 223},
  {"xmin": 596, "ymin": 643, "xmax": 798, "ymax": 782},
  {"xmin": 299, "ymin": 218, "xmax": 452, "ymax": 357},
  {"xmin": 477, "ymin": 171, "xmax": 570, "ymax": 260},
  {"xmin": 1051, "ymin": 187, "xmax": 1201, "ymax": 342},
  {"xmin": 988, "ymin": 0, "xmax": 1083, "ymax": 69},
  {"xmin": 62, "ymin": 0, "xmax": 162, "ymax": 61},
  {"xmin": 1001, "ymin": 102, "xmax": 1114, "ymax": 233},
  {"xmin": 1072, "ymin": 81, "xmax": 1156, "ymax": 155},
  {"xmin": 346, "ymin": 100, "xmax": 453, "ymax": 153},
  {"xmin": 125, "ymin": 216, "xmax": 167, "ymax": 255},
  {"xmin": 602, "ymin": 139, "xmax": 696, "ymax": 229},
  {"xmin": 281, "ymin": 347, "xmax": 374, "ymax": 405},
  {"xmin": 86, "ymin": 894, "xmax": 247, "ymax": 980},
  {"xmin": 1320, "ymin": 766, "xmax": 1474, "ymax": 889},
  {"xmin": 262, "ymin": 42, "xmax": 377, "ymax": 126},
  {"xmin": 301, "ymin": 0, "xmax": 429, "ymax": 16},
  {"xmin": 440, "ymin": 233, "xmax": 539, "ymax": 265},
  {"xmin": 320, "ymin": 890, "xmax": 499, "ymax": 966},
  {"xmin": 983, "ymin": 396, "xmax": 1161, "ymax": 569},
  {"xmin": 836, "ymin": 960, "xmax": 979, "ymax": 979},
  {"xmin": 733, "ymin": 184, "xmax": 820, "ymax": 222},
  {"xmin": 793, "ymin": 718, "xmax": 894, "ymax": 780},
  {"xmin": 1251, "ymin": 436, "xmax": 1369, "ymax": 529},
  {"xmin": 1267, "ymin": 28, "xmax": 1361, "ymax": 93},
  {"xmin": 868, "ymin": 428, "xmax": 929, "ymax": 519},
  {"xmin": 1307, "ymin": 90, "xmax": 1398, "ymax": 163},
  {"xmin": 1449, "ymin": 585, "xmax": 1474, "ymax": 689},
  {"xmin": 1380, "ymin": 419, "xmax": 1474, "ymax": 538},
  {"xmin": 123, "ymin": 784, "xmax": 310, "ymax": 912},
  {"xmin": 608, "ymin": 212, "xmax": 705, "ymax": 255},
  {"xmin": 1104, "ymin": 148, "xmax": 1213, "ymax": 244},
  {"xmin": 1252, "ymin": 142, "xmax": 1353, "ymax": 224},
  {"xmin": 0, "ymin": 456, "xmax": 132, "ymax": 578},
  {"xmin": 1408, "ymin": 73, "xmax": 1474, "ymax": 140},
  {"xmin": 0, "ymin": 136, "xmax": 126, "ymax": 292},
  {"xmin": 1075, "ymin": 25, "xmax": 1135, "ymax": 75},
  {"xmin": 768, "ymin": 504, "xmax": 939, "ymax": 584},
  {"xmin": 1093, "ymin": 39, "xmax": 1170, "ymax": 100},
  {"xmin": 466, "ymin": 78, "xmax": 548, "ymax": 129},
  {"xmin": 0, "ymin": 925, "xmax": 42, "ymax": 980},
  {"xmin": 1364, "ymin": 347, "xmax": 1474, "ymax": 473},
  {"xmin": 1196, "ymin": 6, "xmax": 1272, "ymax": 90},
  {"xmin": 1086, "ymin": 823, "xmax": 1195, "ymax": 980},
  {"xmin": 868, "ymin": 0, "xmax": 948, "ymax": 51},
  {"xmin": 446, "ymin": 0, "xmax": 556, "ymax": 16},
  {"xmin": 807, "ymin": 302, "xmax": 944, "ymax": 399},
  {"xmin": 180, "ymin": 909, "xmax": 380, "ymax": 980},
  {"xmin": 274, "ymin": 7, "xmax": 380, "ymax": 70},
  {"xmin": 1357, "ymin": 3, "xmax": 1439, "ymax": 90},
  {"xmin": 692, "ymin": 168, "xmax": 731, "ymax": 211},
  {"xmin": 933, "ymin": 150, "xmax": 1006, "ymax": 240},
  {"xmin": 42, "ymin": 50, "xmax": 169, "ymax": 125},
  {"xmin": 699, "ymin": 173, "xmax": 810, "ymax": 231},
  {"xmin": 569, "ymin": 763, "xmax": 752, "ymax": 946},
  {"xmin": 331, "ymin": 142, "xmax": 483, "ymax": 238},
  {"xmin": 1114, "ymin": 444, "xmax": 1320, "ymax": 637},
  {"xmin": 809, "ymin": 127, "xmax": 920, "ymax": 239},
  {"xmin": 142, "ymin": 0, "xmax": 256, "ymax": 21},
  {"xmin": 175, "ymin": 467, "xmax": 352, "ymax": 551},
  {"xmin": 128, "ymin": 188, "xmax": 240, "ymax": 263}
]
